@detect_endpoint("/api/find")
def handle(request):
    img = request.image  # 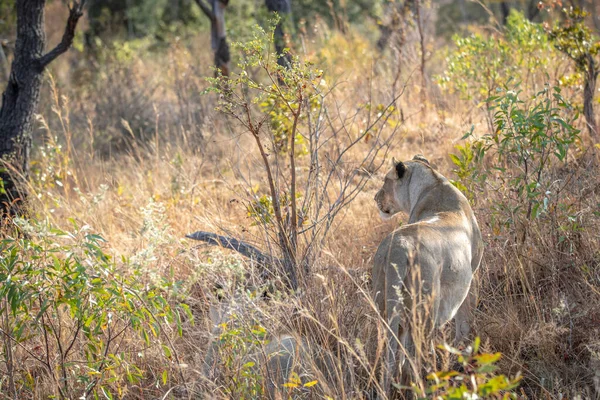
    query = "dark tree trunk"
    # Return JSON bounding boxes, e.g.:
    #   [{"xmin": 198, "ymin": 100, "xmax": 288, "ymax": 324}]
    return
[
  {"xmin": 212, "ymin": 0, "xmax": 230, "ymax": 76},
  {"xmin": 500, "ymin": 1, "xmax": 510, "ymax": 25},
  {"xmin": 265, "ymin": 0, "xmax": 292, "ymax": 69},
  {"xmin": 195, "ymin": 0, "xmax": 230, "ymax": 76},
  {"xmin": 526, "ymin": 0, "xmax": 541, "ymax": 21},
  {"xmin": 0, "ymin": 0, "xmax": 85, "ymax": 219}
]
